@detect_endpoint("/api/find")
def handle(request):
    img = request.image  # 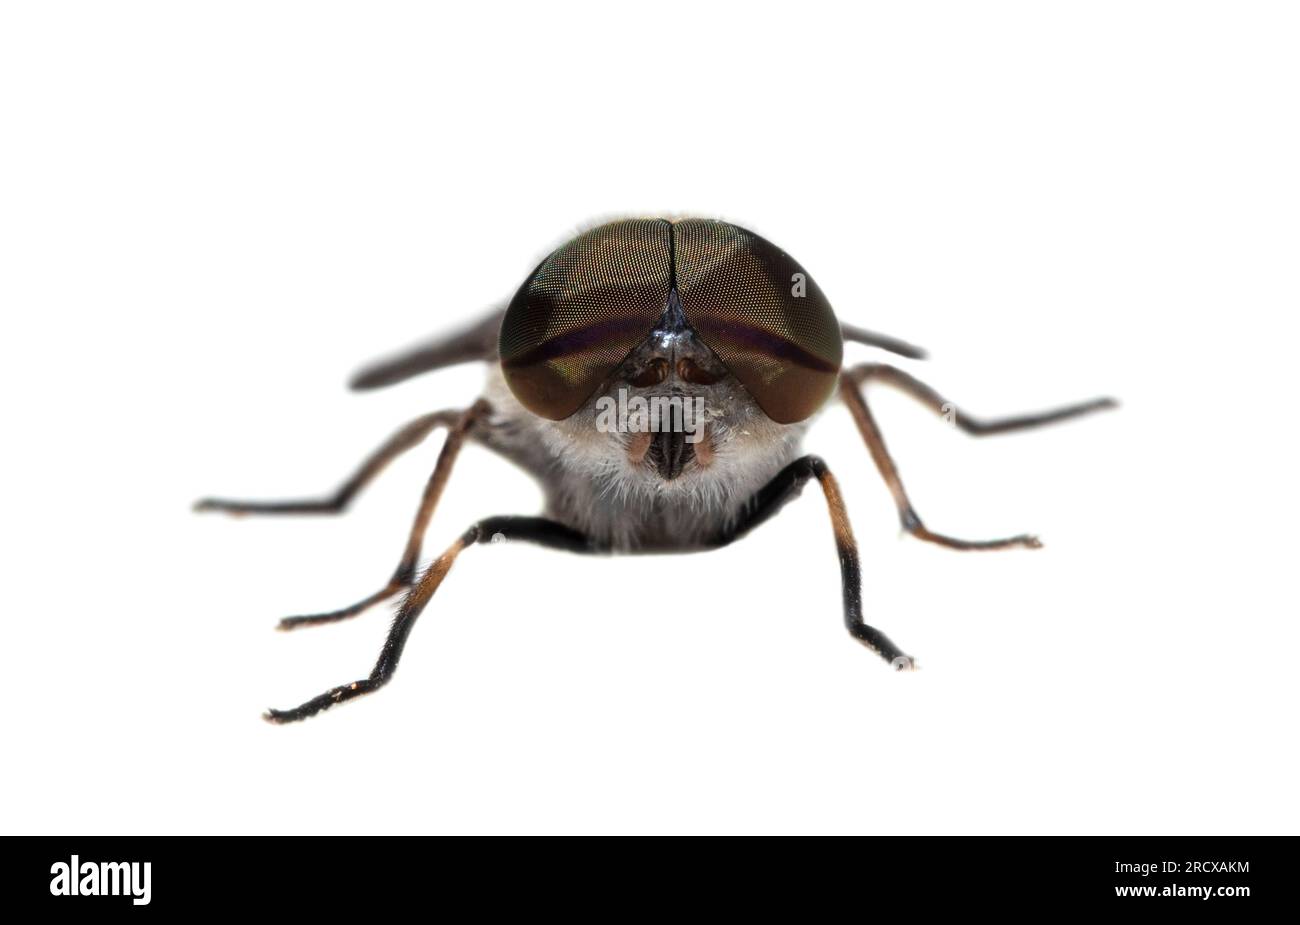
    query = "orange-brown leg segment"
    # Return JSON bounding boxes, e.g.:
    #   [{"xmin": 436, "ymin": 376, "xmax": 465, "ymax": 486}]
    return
[
  {"xmin": 841, "ymin": 364, "xmax": 1116, "ymax": 550},
  {"xmin": 274, "ymin": 400, "xmax": 492, "ymax": 630}
]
